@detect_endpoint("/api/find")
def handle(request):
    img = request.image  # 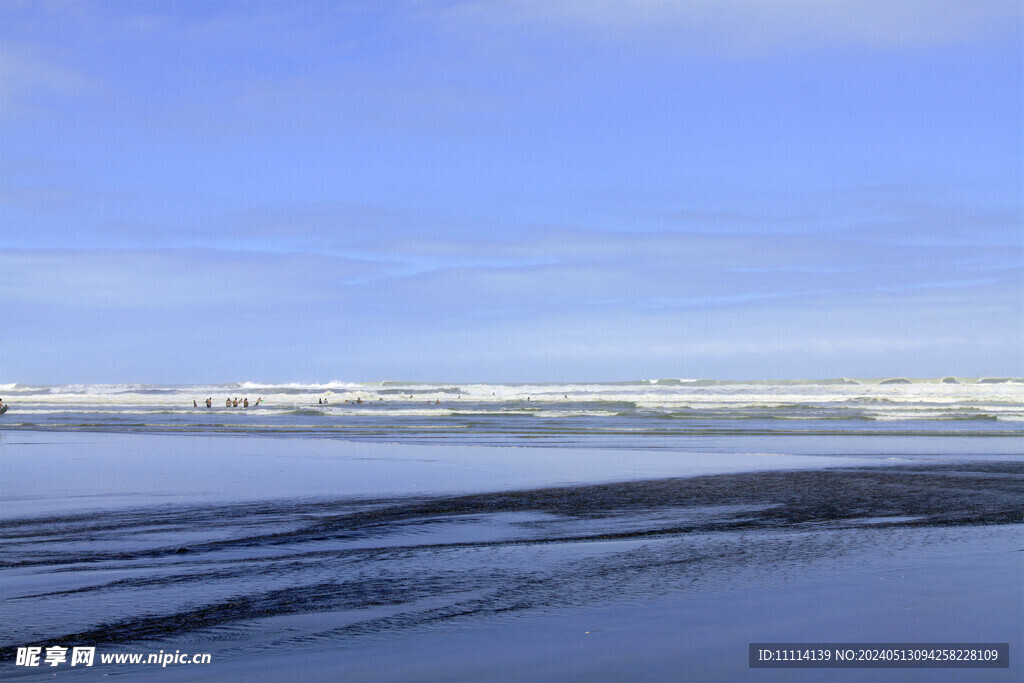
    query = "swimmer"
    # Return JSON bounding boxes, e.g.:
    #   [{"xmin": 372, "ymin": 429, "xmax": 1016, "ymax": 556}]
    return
[
  {"xmin": 233, "ymin": 398, "xmax": 239, "ymax": 408},
  {"xmin": 193, "ymin": 400, "xmax": 198, "ymax": 408},
  {"xmin": 243, "ymin": 398, "xmax": 249, "ymax": 408},
  {"xmin": 225, "ymin": 398, "xmax": 232, "ymax": 407},
  {"xmin": 318, "ymin": 398, "xmax": 322, "ymax": 405},
  {"xmin": 206, "ymin": 398, "xmax": 212, "ymax": 408}
]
